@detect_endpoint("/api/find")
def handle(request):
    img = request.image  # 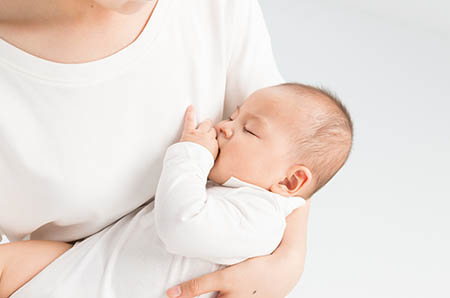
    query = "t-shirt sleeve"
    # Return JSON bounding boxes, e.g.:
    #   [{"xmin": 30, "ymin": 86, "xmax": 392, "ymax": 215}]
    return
[{"xmin": 223, "ymin": 0, "xmax": 285, "ymax": 118}]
